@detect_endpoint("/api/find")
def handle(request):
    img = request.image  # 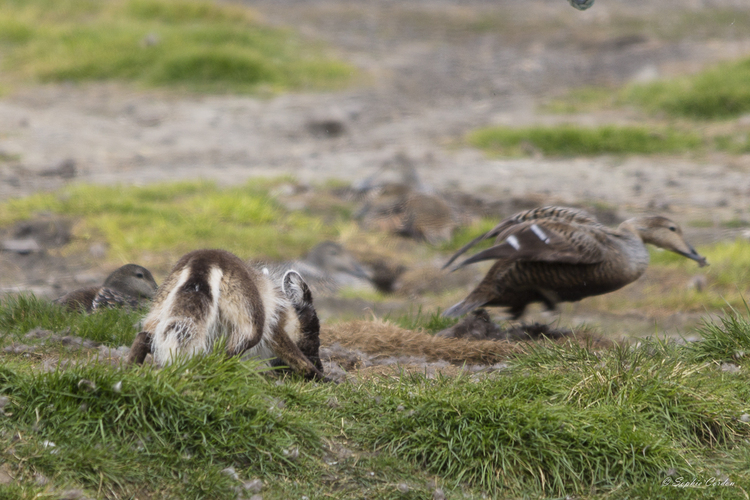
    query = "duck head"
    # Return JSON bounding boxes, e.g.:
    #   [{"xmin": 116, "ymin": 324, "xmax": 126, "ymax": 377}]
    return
[
  {"xmin": 626, "ymin": 216, "xmax": 708, "ymax": 267},
  {"xmin": 103, "ymin": 264, "xmax": 159, "ymax": 298}
]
